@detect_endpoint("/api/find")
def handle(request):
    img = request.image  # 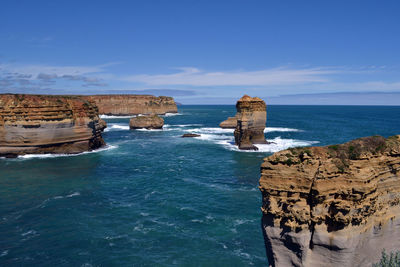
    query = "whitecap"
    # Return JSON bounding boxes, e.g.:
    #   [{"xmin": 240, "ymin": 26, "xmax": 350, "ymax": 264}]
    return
[
  {"xmin": 135, "ymin": 128, "xmax": 163, "ymax": 132},
  {"xmin": 100, "ymin": 115, "xmax": 134, "ymax": 119},
  {"xmin": 185, "ymin": 127, "xmax": 234, "ymax": 134},
  {"xmin": 173, "ymin": 124, "xmax": 203, "ymax": 127},
  {"xmin": 0, "ymin": 250, "xmax": 8, "ymax": 257},
  {"xmin": 15, "ymin": 145, "xmax": 118, "ymax": 160},
  {"xmin": 162, "ymin": 113, "xmax": 183, "ymax": 117},
  {"xmin": 264, "ymin": 127, "xmax": 303, "ymax": 133},
  {"xmin": 21, "ymin": 230, "xmax": 37, "ymax": 236},
  {"xmin": 66, "ymin": 192, "xmax": 81, "ymax": 198},
  {"xmin": 219, "ymin": 137, "xmax": 319, "ymax": 153},
  {"xmin": 104, "ymin": 124, "xmax": 130, "ymax": 132},
  {"xmin": 188, "ymin": 132, "xmax": 318, "ymax": 153}
]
